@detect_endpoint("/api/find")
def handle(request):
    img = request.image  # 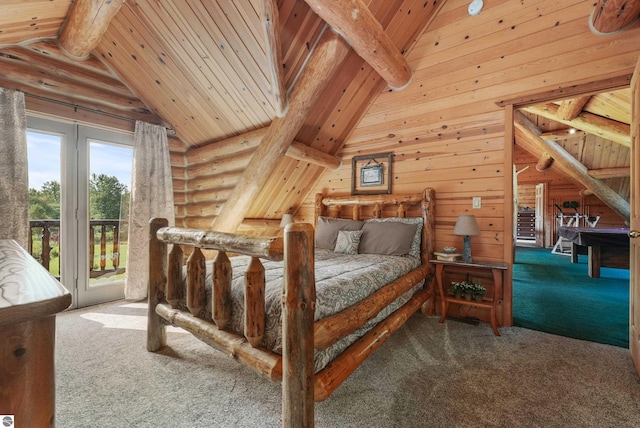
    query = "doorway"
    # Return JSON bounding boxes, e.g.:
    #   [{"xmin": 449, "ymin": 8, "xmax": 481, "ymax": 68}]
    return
[
  {"xmin": 27, "ymin": 116, "xmax": 133, "ymax": 308},
  {"xmin": 511, "ymin": 88, "xmax": 632, "ymax": 347}
]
